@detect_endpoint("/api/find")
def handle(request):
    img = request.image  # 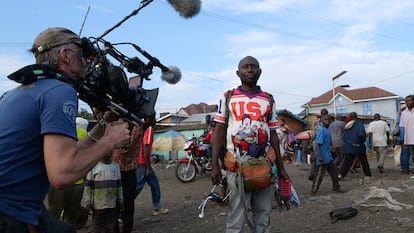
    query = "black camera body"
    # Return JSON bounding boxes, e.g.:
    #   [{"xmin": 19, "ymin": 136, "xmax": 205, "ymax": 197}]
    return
[
  {"xmin": 7, "ymin": 0, "xmax": 194, "ymax": 124},
  {"xmin": 76, "ymin": 37, "xmax": 159, "ymax": 123},
  {"xmin": 7, "ymin": 37, "xmax": 159, "ymax": 125}
]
